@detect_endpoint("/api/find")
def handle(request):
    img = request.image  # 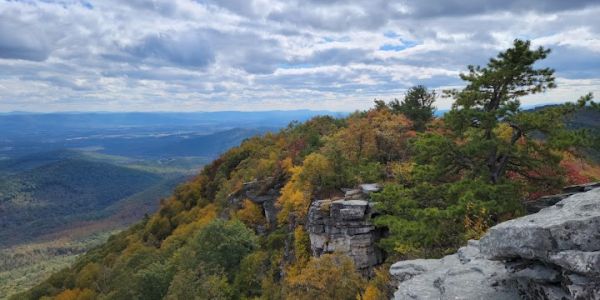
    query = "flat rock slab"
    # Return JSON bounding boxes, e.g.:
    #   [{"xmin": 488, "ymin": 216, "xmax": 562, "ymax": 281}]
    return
[
  {"xmin": 391, "ymin": 241, "xmax": 518, "ymax": 300},
  {"xmin": 359, "ymin": 183, "xmax": 381, "ymax": 194},
  {"xmin": 480, "ymin": 188, "xmax": 600, "ymax": 264}
]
